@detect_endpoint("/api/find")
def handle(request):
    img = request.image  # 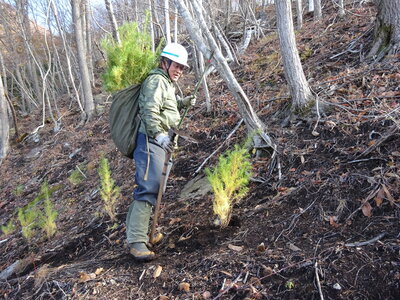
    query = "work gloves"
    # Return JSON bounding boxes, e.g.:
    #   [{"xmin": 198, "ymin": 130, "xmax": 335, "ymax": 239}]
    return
[
  {"xmin": 181, "ymin": 95, "xmax": 197, "ymax": 107},
  {"xmin": 156, "ymin": 134, "xmax": 173, "ymax": 152}
]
